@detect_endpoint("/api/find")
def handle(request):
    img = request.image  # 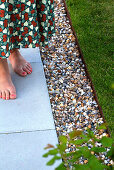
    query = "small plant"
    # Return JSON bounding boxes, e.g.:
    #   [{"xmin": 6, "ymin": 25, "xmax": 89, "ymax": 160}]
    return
[{"xmin": 42, "ymin": 123, "xmax": 114, "ymax": 170}]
